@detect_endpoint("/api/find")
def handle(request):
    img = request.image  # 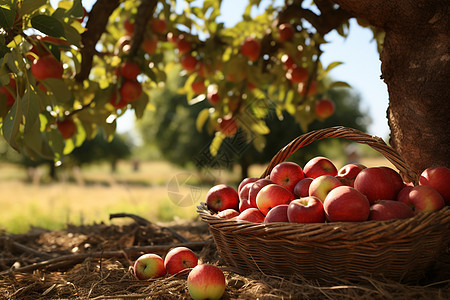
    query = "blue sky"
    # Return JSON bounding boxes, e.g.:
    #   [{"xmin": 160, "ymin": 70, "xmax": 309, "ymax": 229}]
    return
[{"xmin": 60, "ymin": 0, "xmax": 390, "ymax": 139}]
